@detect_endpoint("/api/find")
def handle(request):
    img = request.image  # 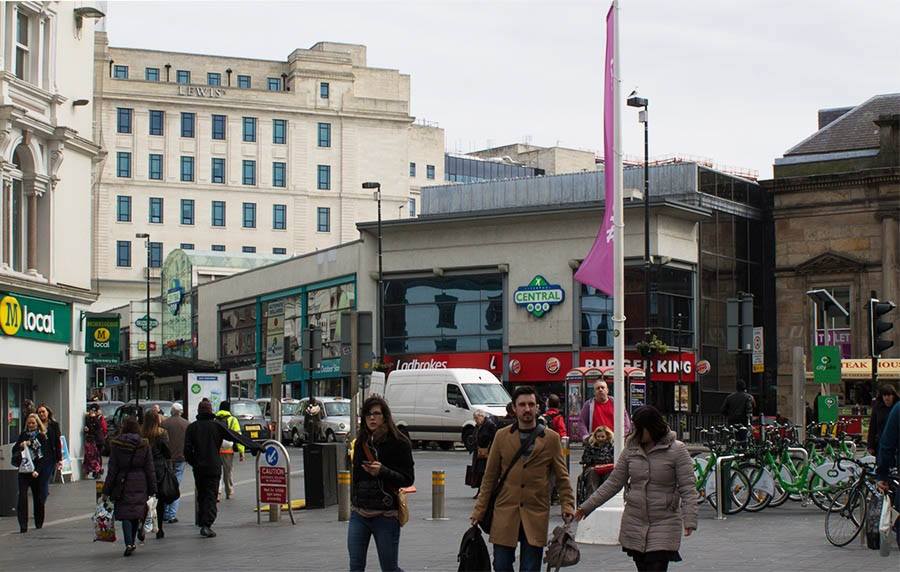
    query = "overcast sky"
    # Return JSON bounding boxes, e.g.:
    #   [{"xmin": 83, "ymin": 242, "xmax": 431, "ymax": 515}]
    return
[{"xmin": 105, "ymin": 1, "xmax": 899, "ymax": 179}]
